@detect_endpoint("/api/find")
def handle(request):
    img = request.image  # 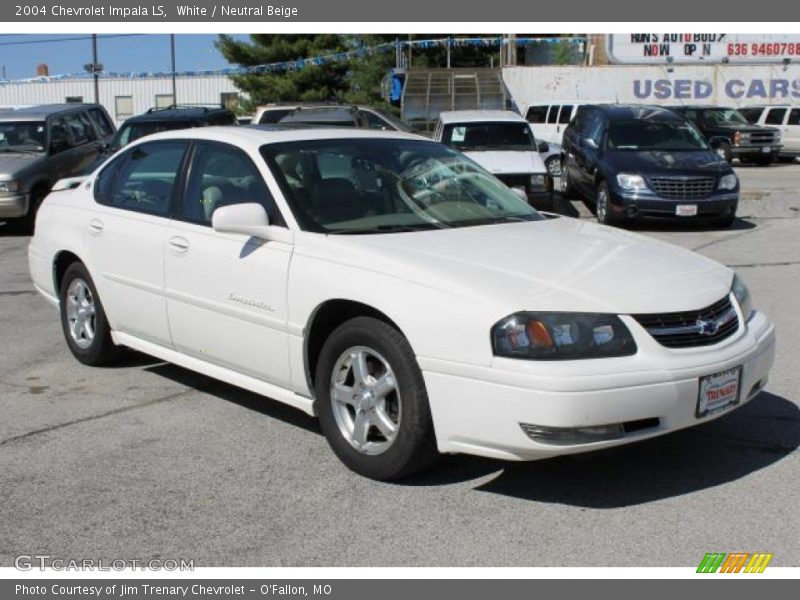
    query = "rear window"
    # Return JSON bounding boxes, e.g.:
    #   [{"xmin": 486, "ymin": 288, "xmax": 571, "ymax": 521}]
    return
[{"xmin": 258, "ymin": 109, "xmax": 294, "ymax": 124}]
